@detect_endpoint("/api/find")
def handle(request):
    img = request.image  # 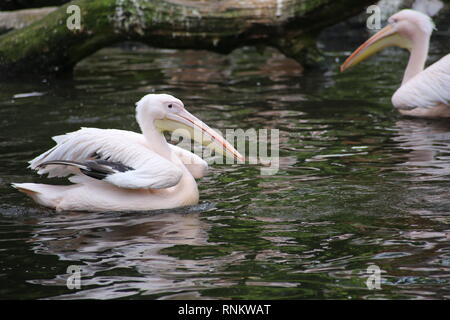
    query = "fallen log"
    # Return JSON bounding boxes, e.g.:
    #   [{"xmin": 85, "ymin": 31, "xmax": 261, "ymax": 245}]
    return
[
  {"xmin": 0, "ymin": 0, "xmax": 373, "ymax": 76},
  {"xmin": 0, "ymin": 7, "xmax": 57, "ymax": 34}
]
